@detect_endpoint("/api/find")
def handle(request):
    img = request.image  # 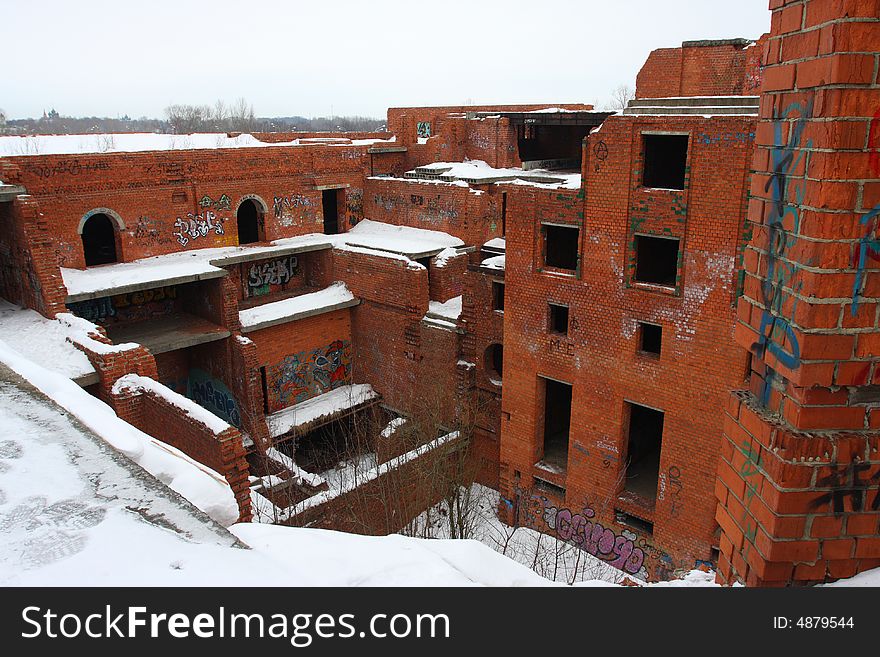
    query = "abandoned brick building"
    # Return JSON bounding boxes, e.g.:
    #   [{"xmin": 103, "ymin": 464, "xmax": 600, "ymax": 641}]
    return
[{"xmin": 0, "ymin": 0, "xmax": 877, "ymax": 586}]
